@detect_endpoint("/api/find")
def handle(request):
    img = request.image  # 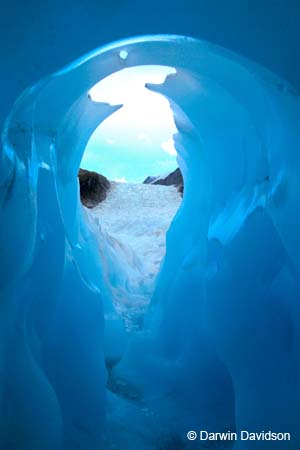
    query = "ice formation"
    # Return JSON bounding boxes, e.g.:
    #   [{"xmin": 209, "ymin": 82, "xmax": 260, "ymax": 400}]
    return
[
  {"xmin": 1, "ymin": 35, "xmax": 300, "ymax": 449},
  {"xmin": 88, "ymin": 181, "xmax": 181, "ymax": 331}
]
